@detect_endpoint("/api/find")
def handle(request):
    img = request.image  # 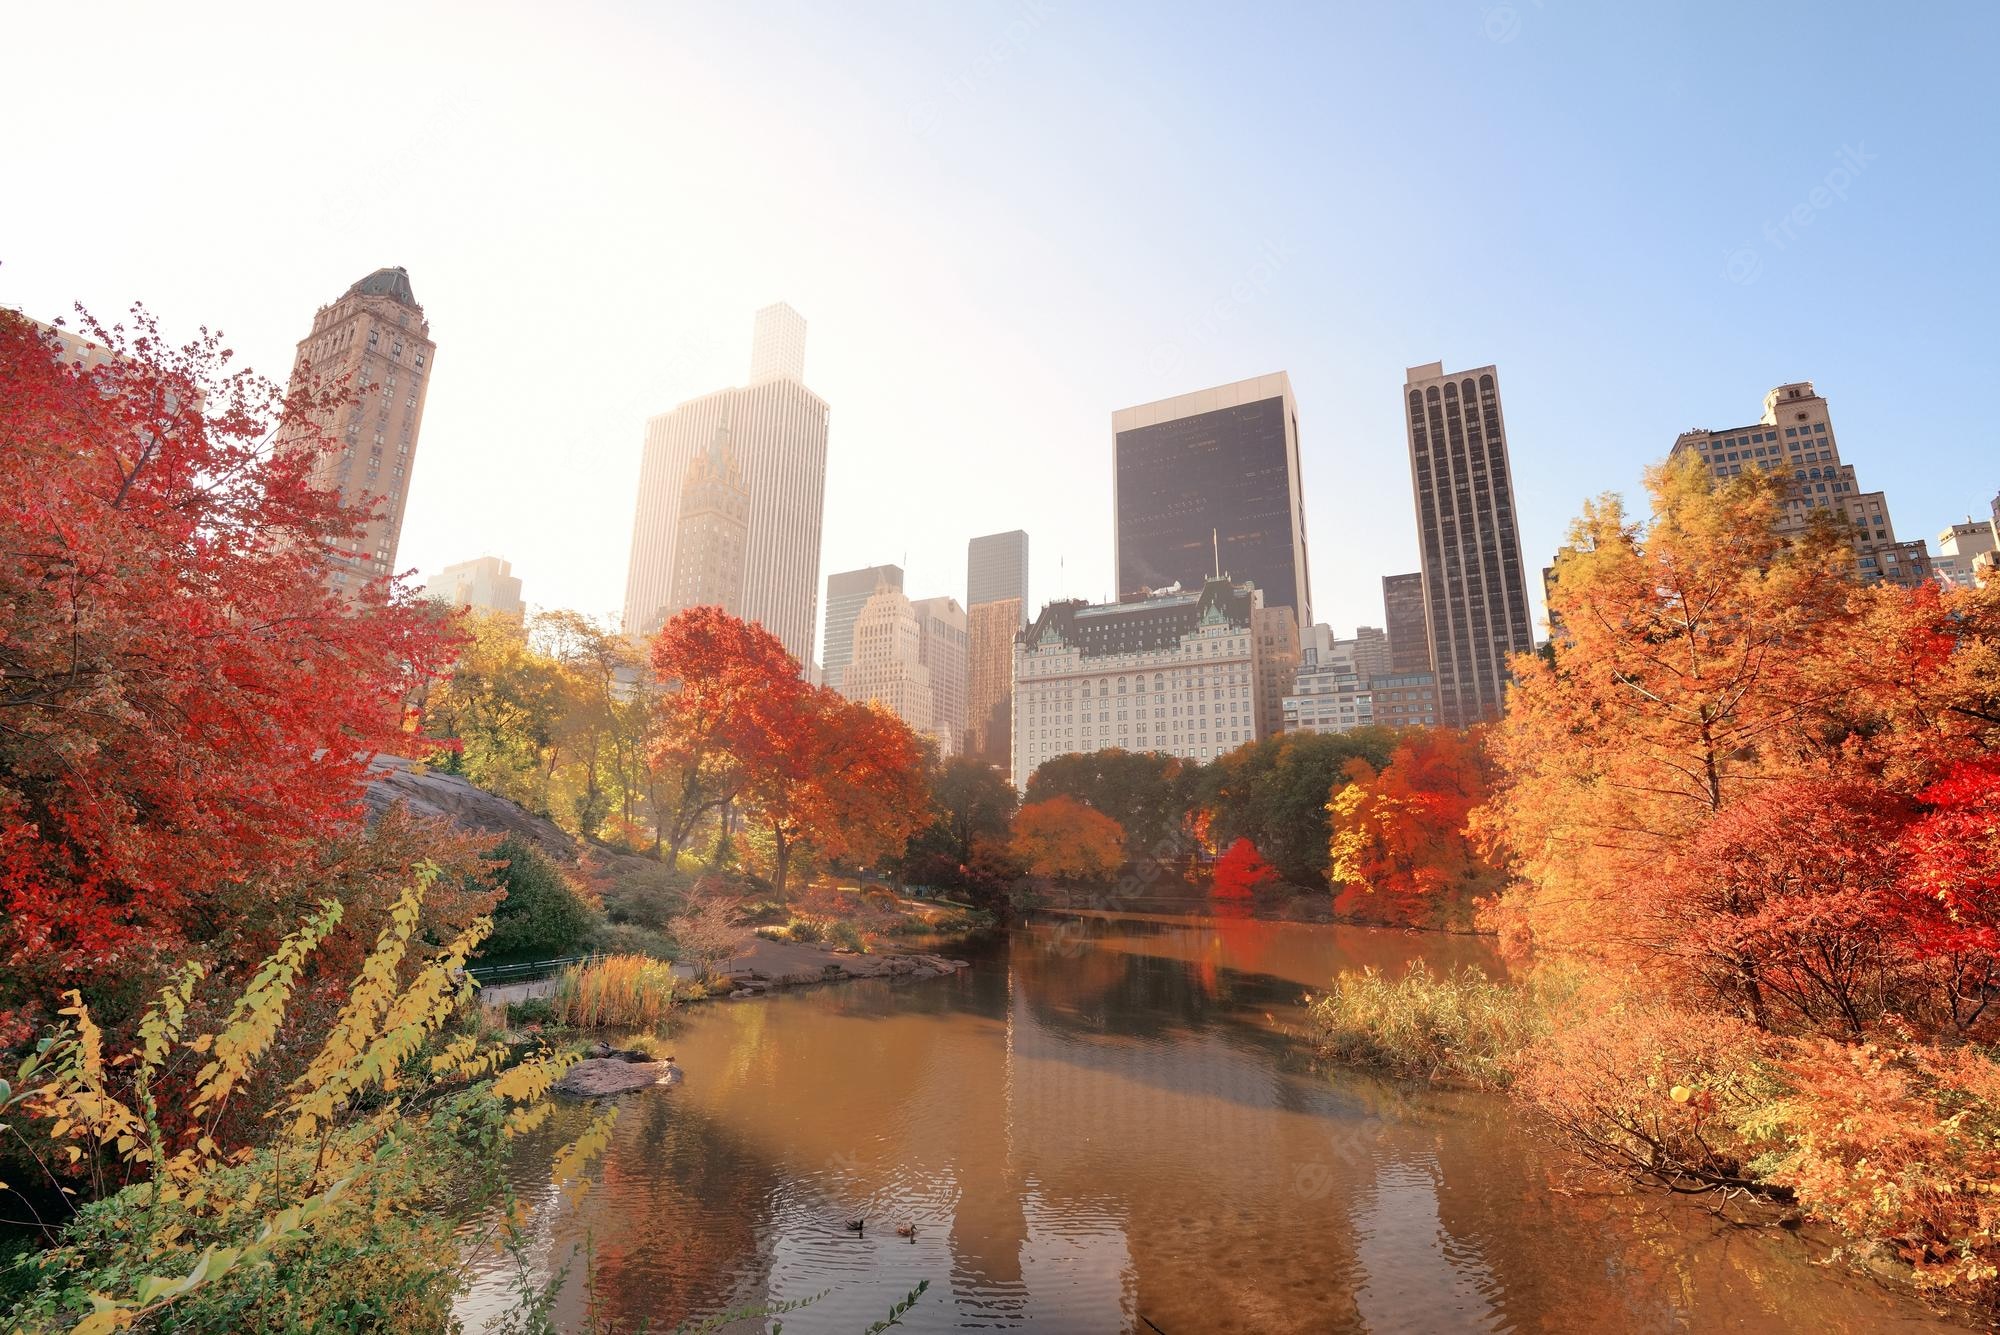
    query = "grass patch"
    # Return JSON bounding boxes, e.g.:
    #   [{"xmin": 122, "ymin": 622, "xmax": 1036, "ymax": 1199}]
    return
[
  {"xmin": 1304, "ymin": 961, "xmax": 1544, "ymax": 1089},
  {"xmin": 550, "ymin": 954, "xmax": 688, "ymax": 1029}
]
